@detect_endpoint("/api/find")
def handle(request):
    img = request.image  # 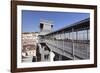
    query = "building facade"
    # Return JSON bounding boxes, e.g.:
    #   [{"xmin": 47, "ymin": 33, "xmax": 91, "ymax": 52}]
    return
[{"xmin": 22, "ymin": 32, "xmax": 38, "ymax": 62}]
